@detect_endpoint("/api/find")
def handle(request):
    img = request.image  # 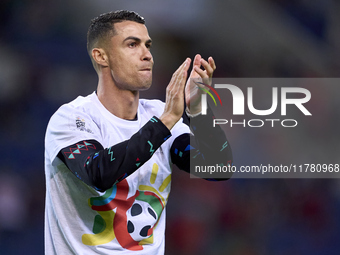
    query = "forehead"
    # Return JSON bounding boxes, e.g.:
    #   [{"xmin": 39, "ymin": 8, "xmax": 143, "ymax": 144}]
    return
[{"xmin": 113, "ymin": 21, "xmax": 150, "ymax": 41}]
